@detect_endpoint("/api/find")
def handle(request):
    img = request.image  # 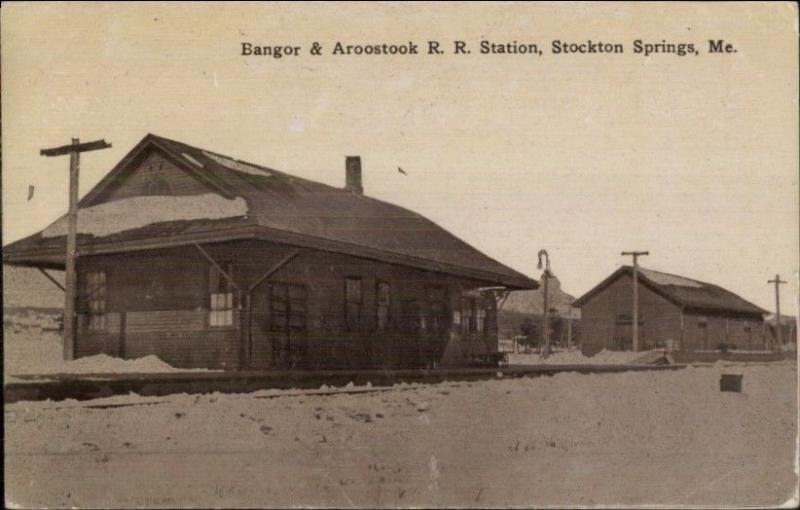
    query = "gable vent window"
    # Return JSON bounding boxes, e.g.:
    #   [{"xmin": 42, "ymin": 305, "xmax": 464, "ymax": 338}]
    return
[
  {"xmin": 143, "ymin": 175, "xmax": 171, "ymax": 195},
  {"xmin": 142, "ymin": 162, "xmax": 172, "ymax": 195},
  {"xmin": 209, "ymin": 263, "xmax": 235, "ymax": 327}
]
